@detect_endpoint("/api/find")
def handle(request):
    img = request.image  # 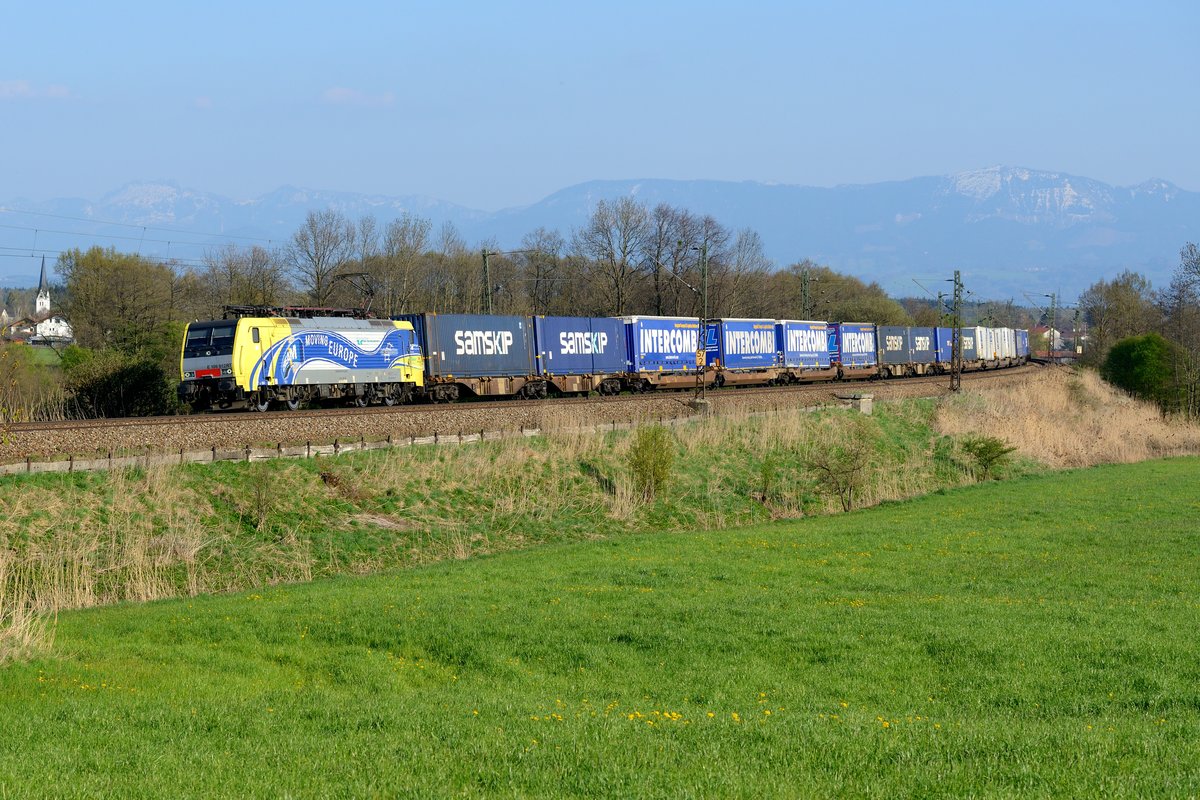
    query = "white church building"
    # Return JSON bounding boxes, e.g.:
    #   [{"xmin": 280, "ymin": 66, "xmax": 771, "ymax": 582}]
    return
[{"xmin": 2, "ymin": 258, "xmax": 74, "ymax": 344}]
